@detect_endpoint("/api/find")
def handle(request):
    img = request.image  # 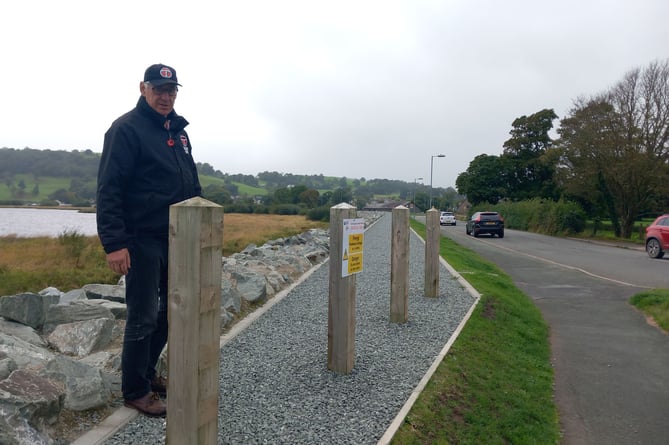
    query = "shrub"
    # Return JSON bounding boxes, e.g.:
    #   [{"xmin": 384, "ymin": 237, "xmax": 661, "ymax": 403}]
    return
[
  {"xmin": 470, "ymin": 198, "xmax": 586, "ymax": 236},
  {"xmin": 306, "ymin": 206, "xmax": 330, "ymax": 222},
  {"xmin": 225, "ymin": 202, "xmax": 254, "ymax": 213},
  {"xmin": 58, "ymin": 228, "xmax": 87, "ymax": 267},
  {"xmin": 0, "ymin": 200, "xmax": 26, "ymax": 206},
  {"xmin": 272, "ymin": 204, "xmax": 300, "ymax": 215}
]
